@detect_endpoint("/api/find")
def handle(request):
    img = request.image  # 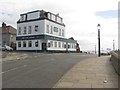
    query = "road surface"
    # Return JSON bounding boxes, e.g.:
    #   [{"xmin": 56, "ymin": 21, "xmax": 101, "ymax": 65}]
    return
[{"xmin": 2, "ymin": 53, "xmax": 96, "ymax": 88}]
